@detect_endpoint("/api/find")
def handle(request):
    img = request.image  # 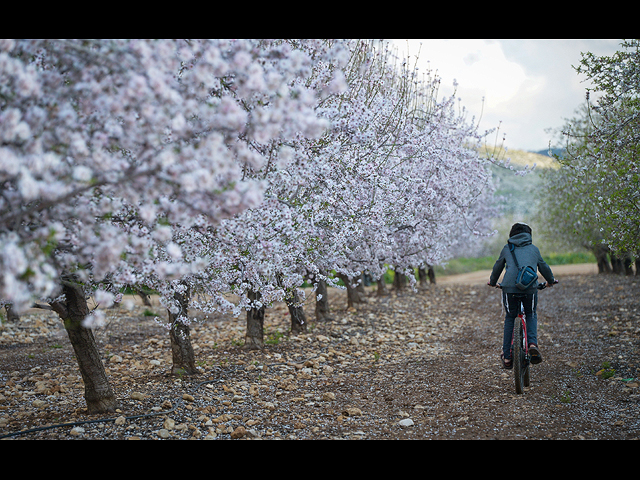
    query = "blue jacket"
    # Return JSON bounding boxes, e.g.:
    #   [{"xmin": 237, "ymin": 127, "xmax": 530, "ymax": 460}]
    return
[{"xmin": 489, "ymin": 232, "xmax": 555, "ymax": 293}]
